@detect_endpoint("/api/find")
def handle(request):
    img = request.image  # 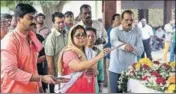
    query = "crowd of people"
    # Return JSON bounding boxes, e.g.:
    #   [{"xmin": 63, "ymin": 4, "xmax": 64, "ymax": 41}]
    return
[{"xmin": 1, "ymin": 3, "xmax": 175, "ymax": 93}]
